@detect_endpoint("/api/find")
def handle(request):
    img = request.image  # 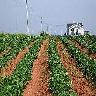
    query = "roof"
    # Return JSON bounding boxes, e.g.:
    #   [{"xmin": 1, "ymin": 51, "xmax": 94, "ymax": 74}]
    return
[{"xmin": 67, "ymin": 23, "xmax": 83, "ymax": 28}]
